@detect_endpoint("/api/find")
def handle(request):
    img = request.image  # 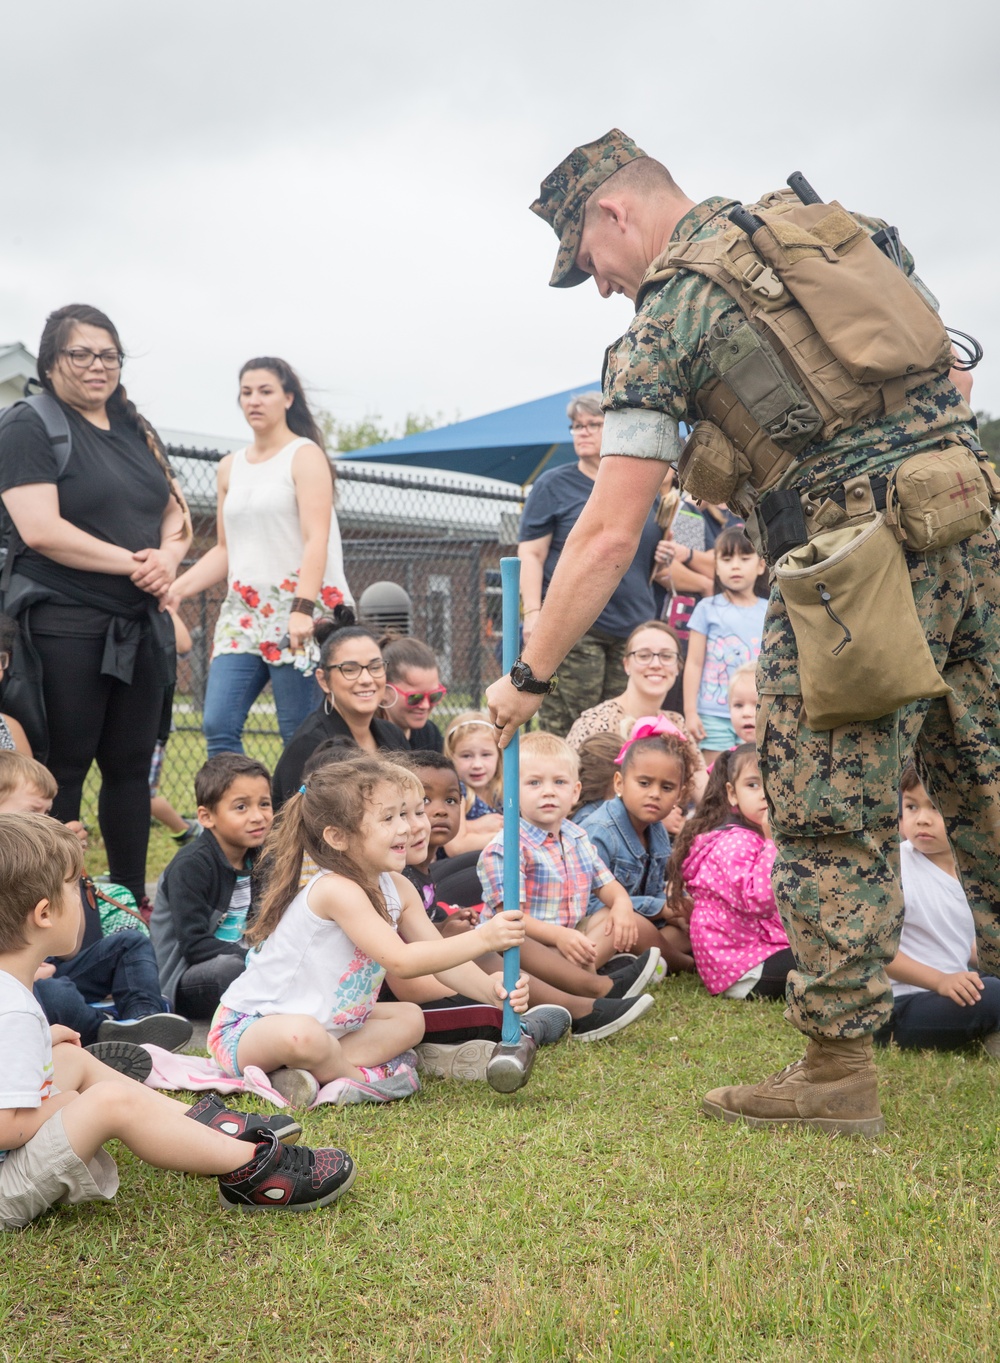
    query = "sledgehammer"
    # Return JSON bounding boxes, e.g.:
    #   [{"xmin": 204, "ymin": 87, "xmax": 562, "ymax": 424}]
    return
[{"xmin": 485, "ymin": 556, "xmax": 537, "ymax": 1093}]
